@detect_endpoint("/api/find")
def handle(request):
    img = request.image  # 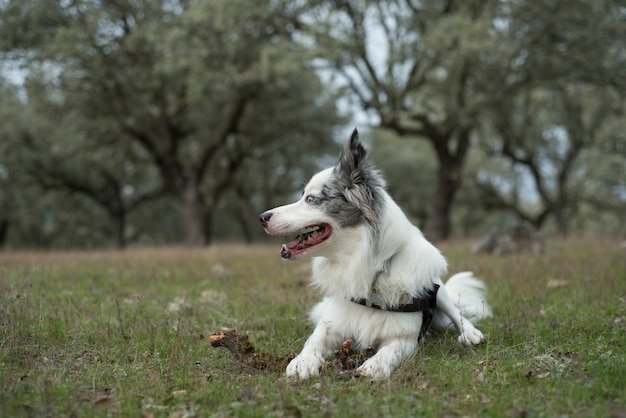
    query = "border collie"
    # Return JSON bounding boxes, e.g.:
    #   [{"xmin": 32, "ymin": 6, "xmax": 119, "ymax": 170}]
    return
[{"xmin": 260, "ymin": 129, "xmax": 492, "ymax": 379}]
